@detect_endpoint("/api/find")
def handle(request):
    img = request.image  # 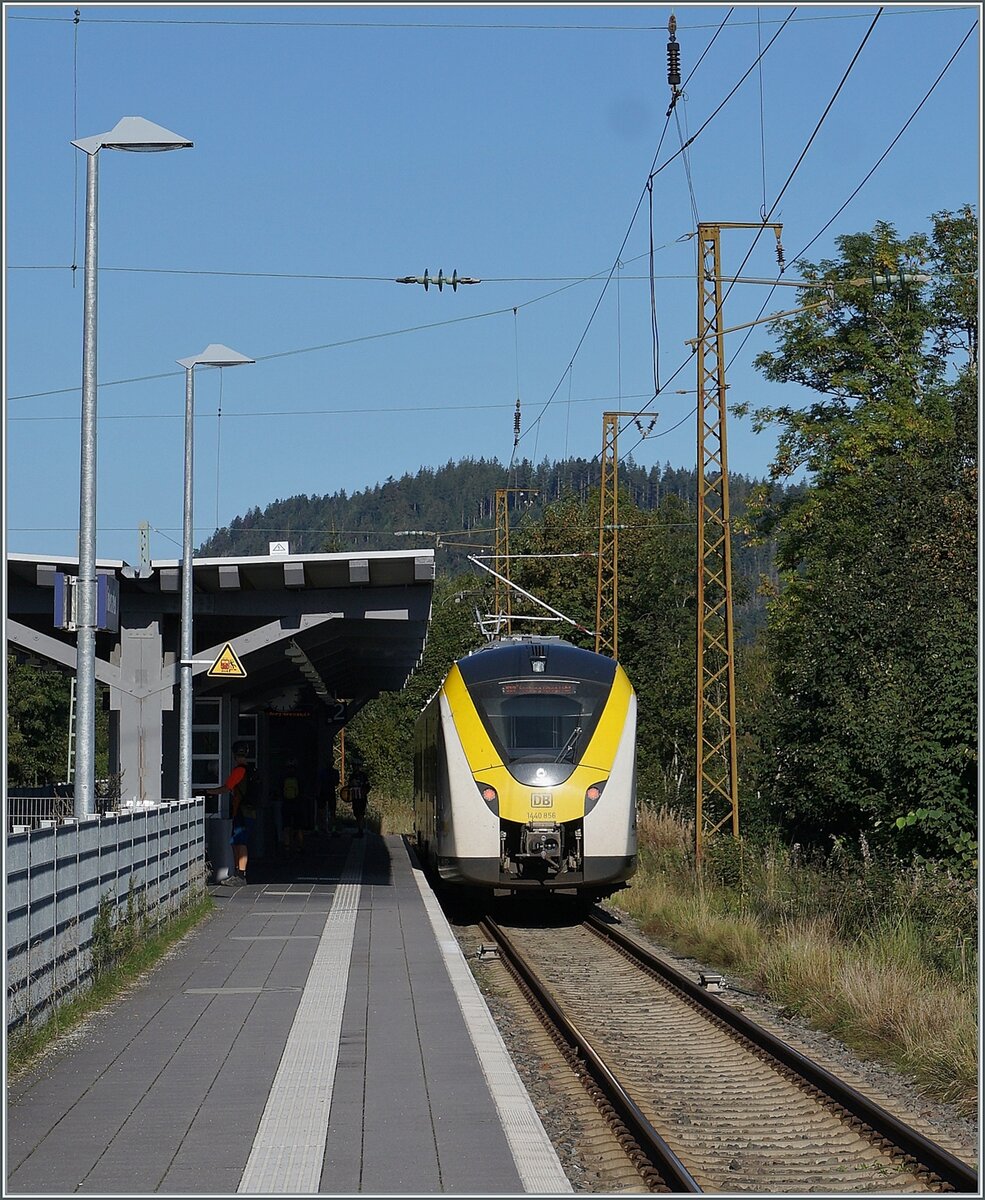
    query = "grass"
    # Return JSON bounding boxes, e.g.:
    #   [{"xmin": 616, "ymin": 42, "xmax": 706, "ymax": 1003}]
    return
[
  {"xmin": 613, "ymin": 806, "xmax": 979, "ymax": 1116},
  {"xmin": 366, "ymin": 791, "xmax": 415, "ymax": 836},
  {"xmin": 7, "ymin": 894, "xmax": 214, "ymax": 1081}
]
